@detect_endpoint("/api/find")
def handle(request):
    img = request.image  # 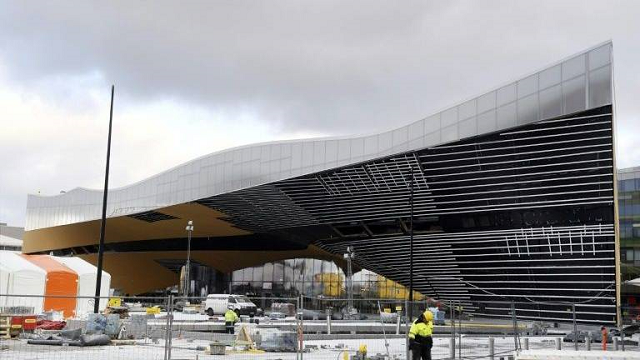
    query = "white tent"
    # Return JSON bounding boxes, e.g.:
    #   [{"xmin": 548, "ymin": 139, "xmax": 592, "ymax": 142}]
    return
[
  {"xmin": 0, "ymin": 251, "xmax": 46, "ymax": 314},
  {"xmin": 55, "ymin": 257, "xmax": 111, "ymax": 316}
]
